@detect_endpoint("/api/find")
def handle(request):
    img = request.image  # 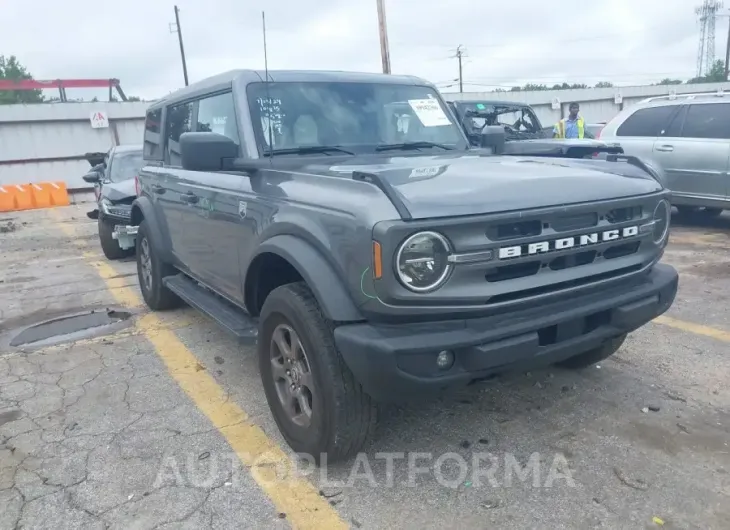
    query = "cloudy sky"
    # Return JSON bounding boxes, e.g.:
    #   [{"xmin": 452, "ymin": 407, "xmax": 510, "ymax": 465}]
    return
[{"xmin": 3, "ymin": 0, "xmax": 713, "ymax": 101}]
